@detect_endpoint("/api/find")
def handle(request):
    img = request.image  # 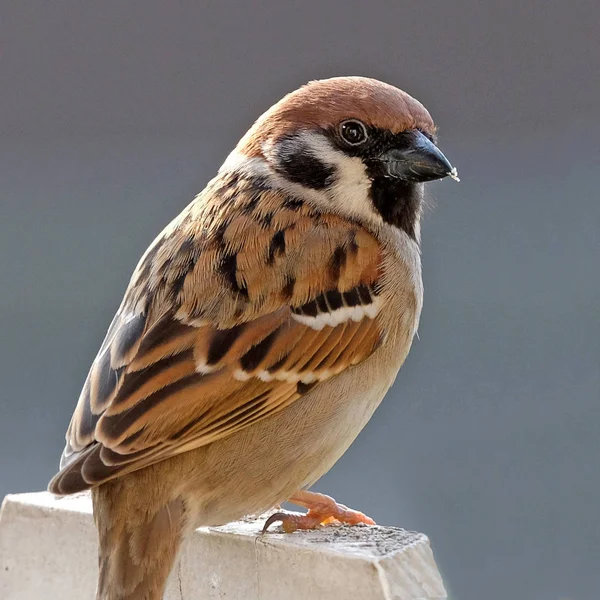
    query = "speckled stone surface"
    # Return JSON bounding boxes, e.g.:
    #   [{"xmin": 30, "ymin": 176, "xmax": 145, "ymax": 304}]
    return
[{"xmin": 0, "ymin": 492, "xmax": 446, "ymax": 599}]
